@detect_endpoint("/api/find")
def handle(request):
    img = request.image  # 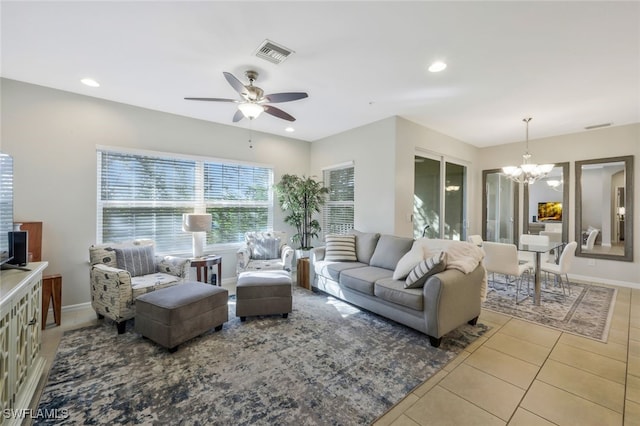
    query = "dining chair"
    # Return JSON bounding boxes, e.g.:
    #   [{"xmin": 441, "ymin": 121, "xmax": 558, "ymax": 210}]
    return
[
  {"xmin": 582, "ymin": 228, "xmax": 599, "ymax": 251},
  {"xmin": 518, "ymin": 234, "xmax": 550, "ymax": 266},
  {"xmin": 482, "ymin": 241, "xmax": 532, "ymax": 301},
  {"xmin": 540, "ymin": 230, "xmax": 562, "ymax": 263},
  {"xmin": 540, "ymin": 241, "xmax": 577, "ymax": 296}
]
